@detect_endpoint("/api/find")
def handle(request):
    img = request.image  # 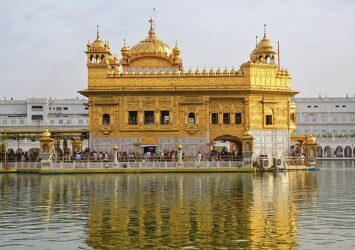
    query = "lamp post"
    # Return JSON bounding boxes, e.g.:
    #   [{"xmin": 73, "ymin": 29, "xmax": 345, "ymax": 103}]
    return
[
  {"xmin": 177, "ymin": 143, "xmax": 183, "ymax": 166},
  {"xmin": 113, "ymin": 144, "xmax": 118, "ymax": 166}
]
